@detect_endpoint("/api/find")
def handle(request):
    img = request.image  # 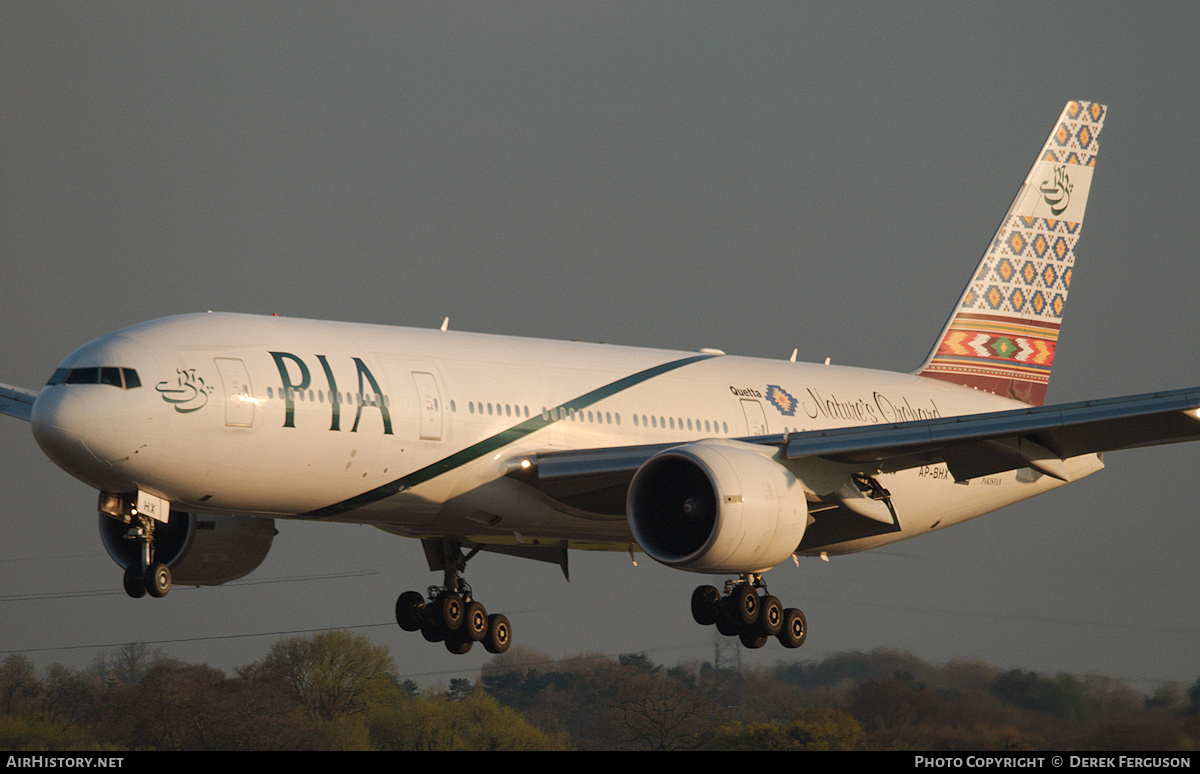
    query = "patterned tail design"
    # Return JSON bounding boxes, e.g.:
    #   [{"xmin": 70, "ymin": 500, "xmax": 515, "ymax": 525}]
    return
[{"xmin": 918, "ymin": 101, "xmax": 1106, "ymax": 406}]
